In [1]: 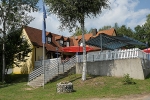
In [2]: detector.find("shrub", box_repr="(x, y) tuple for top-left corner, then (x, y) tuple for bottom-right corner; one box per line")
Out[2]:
(123, 74), (136, 85)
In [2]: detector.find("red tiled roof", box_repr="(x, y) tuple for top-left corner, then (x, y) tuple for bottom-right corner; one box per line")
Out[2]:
(71, 28), (116, 46)
(64, 37), (69, 41)
(24, 26), (74, 52)
(55, 36), (63, 40)
(96, 28), (116, 36)
(24, 26), (116, 52)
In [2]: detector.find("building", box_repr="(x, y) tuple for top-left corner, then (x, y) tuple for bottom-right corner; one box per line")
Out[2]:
(13, 26), (117, 74)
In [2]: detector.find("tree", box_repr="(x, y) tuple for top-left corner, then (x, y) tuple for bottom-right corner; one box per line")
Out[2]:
(72, 26), (88, 36)
(134, 25), (146, 49)
(0, 29), (32, 81)
(45, 0), (110, 80)
(0, 0), (38, 82)
(143, 14), (150, 47)
(134, 14), (150, 49)
(99, 25), (112, 31)
(115, 25), (134, 37)
(115, 25), (135, 48)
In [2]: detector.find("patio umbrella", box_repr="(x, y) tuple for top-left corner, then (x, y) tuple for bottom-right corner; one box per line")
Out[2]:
(143, 48), (150, 53)
(61, 46), (93, 52)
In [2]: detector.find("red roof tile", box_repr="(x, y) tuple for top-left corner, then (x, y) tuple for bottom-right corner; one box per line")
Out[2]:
(96, 28), (116, 36)
(24, 26), (74, 52)
(24, 26), (116, 52)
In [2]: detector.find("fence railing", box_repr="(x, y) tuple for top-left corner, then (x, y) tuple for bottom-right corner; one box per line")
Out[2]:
(77, 48), (150, 62)
(28, 56), (76, 83)
(28, 66), (43, 82)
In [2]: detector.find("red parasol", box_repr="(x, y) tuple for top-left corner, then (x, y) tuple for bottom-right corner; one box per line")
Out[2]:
(62, 46), (93, 52)
(143, 48), (150, 53)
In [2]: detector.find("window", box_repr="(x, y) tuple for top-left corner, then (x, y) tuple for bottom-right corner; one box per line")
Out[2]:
(66, 42), (69, 47)
(47, 53), (51, 59)
(60, 40), (63, 44)
(47, 37), (51, 44)
(60, 40), (63, 46)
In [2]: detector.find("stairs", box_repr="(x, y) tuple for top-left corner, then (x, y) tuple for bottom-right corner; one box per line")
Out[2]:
(28, 56), (76, 88)
(49, 65), (76, 82)
(28, 74), (44, 88)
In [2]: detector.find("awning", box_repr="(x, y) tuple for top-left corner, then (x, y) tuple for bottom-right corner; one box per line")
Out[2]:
(143, 48), (150, 53)
(86, 33), (146, 50)
(61, 46), (93, 52)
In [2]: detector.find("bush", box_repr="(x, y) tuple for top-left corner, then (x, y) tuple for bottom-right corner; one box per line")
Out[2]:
(123, 74), (136, 85)
(5, 74), (28, 83)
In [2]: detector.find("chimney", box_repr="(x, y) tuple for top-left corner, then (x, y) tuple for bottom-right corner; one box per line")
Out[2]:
(92, 28), (97, 36)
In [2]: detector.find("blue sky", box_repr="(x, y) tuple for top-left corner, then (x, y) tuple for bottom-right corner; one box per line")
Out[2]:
(29, 0), (150, 37)
(136, 0), (150, 10)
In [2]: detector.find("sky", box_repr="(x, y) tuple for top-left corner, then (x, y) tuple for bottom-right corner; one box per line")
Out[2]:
(28, 0), (150, 37)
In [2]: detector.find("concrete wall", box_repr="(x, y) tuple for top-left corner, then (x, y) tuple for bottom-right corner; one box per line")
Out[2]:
(76, 58), (150, 80)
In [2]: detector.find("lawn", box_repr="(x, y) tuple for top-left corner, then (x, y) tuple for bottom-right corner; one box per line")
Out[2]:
(1, 74), (150, 100)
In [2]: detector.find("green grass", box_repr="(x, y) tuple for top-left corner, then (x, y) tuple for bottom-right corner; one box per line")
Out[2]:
(1, 74), (150, 100)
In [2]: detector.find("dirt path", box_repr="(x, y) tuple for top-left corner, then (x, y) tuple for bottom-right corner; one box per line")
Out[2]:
(78, 93), (150, 100)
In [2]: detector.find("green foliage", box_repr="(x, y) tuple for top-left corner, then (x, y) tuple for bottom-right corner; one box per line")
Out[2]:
(116, 25), (134, 37)
(0, 0), (38, 82)
(45, 0), (110, 32)
(0, 29), (32, 79)
(5, 74), (28, 83)
(123, 74), (136, 85)
(133, 14), (150, 49)
(134, 25), (147, 49)
(99, 25), (112, 31)
(0, 0), (39, 33)
(45, 0), (110, 81)
(72, 27), (88, 36)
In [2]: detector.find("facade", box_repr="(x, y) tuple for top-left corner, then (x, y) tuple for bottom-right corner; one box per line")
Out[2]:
(13, 26), (116, 74)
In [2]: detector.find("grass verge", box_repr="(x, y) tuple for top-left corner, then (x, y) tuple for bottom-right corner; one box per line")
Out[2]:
(0, 74), (150, 100)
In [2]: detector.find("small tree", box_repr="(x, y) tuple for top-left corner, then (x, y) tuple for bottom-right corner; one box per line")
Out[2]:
(45, 0), (110, 81)
(0, 28), (32, 80)
(0, 0), (39, 82)
(123, 74), (136, 85)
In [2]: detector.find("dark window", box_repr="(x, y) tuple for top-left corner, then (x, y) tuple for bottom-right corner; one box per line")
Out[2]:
(47, 37), (51, 44)
(47, 53), (51, 59)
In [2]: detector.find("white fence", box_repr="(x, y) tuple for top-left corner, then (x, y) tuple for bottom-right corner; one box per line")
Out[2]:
(28, 56), (76, 83)
(77, 48), (150, 62)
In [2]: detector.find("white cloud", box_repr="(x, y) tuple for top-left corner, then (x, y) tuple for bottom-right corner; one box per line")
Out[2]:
(29, 0), (150, 36)
(126, 9), (150, 28)
(28, 11), (73, 36)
